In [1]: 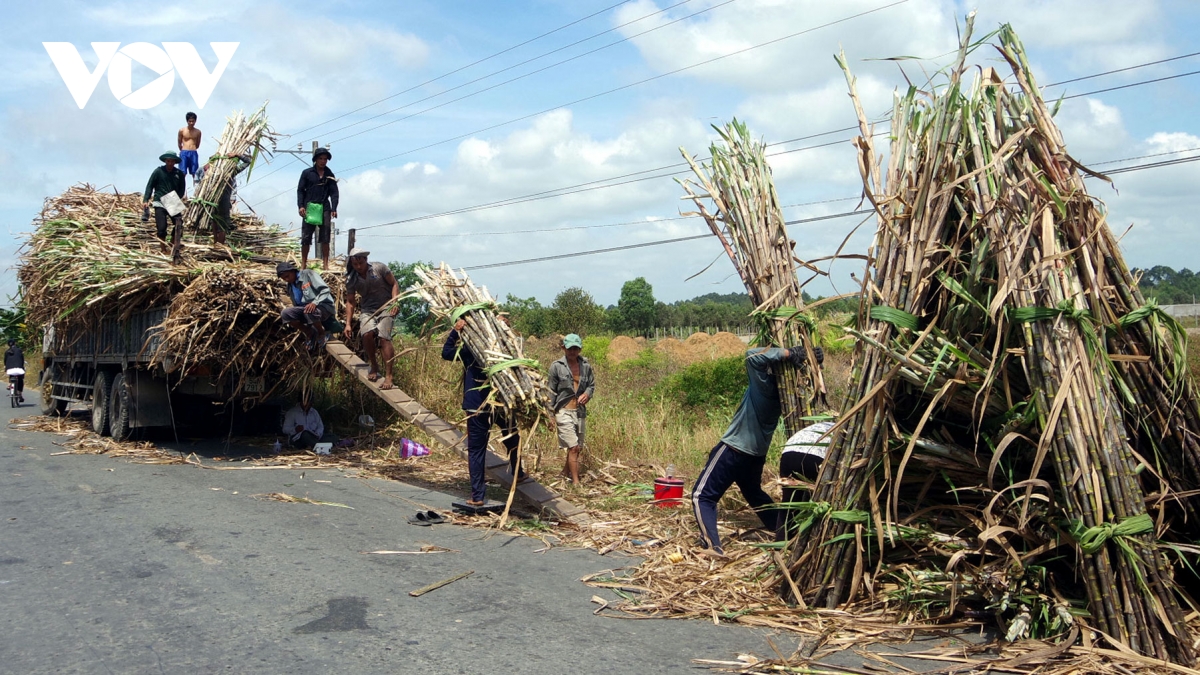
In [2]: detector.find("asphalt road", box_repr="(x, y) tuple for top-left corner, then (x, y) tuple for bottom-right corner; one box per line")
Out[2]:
(0, 394), (807, 675)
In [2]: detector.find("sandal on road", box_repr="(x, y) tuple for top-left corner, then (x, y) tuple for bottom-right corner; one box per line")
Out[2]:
(423, 510), (446, 524)
(406, 512), (433, 526)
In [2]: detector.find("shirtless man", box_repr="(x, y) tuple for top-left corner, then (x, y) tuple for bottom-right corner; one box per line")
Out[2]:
(177, 112), (201, 190)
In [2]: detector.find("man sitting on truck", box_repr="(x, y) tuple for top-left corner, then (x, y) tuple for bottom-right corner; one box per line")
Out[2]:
(277, 261), (335, 353)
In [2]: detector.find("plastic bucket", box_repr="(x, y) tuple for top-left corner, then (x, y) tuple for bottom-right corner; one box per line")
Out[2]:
(652, 477), (685, 508)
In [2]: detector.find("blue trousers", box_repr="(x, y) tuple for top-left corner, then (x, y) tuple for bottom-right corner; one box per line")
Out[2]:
(692, 442), (777, 552)
(465, 408), (521, 502)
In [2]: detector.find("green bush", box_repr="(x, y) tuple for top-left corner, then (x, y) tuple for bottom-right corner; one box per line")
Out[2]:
(582, 335), (610, 362)
(818, 316), (856, 355)
(667, 355), (747, 408)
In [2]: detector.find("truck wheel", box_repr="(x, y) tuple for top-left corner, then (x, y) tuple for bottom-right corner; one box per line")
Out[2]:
(91, 371), (113, 436)
(109, 372), (132, 441)
(40, 370), (67, 417)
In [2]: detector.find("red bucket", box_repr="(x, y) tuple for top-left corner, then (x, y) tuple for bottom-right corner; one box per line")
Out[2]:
(652, 477), (685, 508)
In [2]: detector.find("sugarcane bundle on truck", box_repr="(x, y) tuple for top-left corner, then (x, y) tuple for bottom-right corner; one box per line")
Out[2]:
(17, 105), (344, 439)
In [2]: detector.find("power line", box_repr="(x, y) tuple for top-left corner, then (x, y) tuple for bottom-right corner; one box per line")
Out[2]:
(456, 153), (1200, 271)
(1100, 153), (1200, 175)
(256, 0), (908, 197)
(463, 234), (712, 270)
(344, 63), (1200, 229)
(286, 1), (633, 139)
(1090, 146), (1200, 167)
(247, 48), (1200, 220)
(341, 0), (907, 173)
(1043, 51), (1200, 88)
(1061, 69), (1200, 100)
(351, 131), (869, 232)
(371, 196), (863, 239)
(325, 0), (716, 142)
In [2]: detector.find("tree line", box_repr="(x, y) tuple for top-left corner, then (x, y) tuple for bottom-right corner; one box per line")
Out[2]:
(1135, 266), (1200, 305)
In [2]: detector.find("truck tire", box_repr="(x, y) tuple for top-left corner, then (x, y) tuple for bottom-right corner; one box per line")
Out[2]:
(40, 370), (67, 417)
(109, 372), (132, 441)
(92, 371), (113, 436)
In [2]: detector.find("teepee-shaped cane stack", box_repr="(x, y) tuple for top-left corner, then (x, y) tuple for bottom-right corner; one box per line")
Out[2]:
(782, 18), (1197, 665)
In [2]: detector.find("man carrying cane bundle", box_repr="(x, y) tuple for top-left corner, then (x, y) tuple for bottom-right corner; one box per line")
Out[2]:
(443, 318), (527, 507)
(691, 344), (822, 559)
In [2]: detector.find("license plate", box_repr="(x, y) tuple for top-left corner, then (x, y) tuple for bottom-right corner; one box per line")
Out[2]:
(243, 376), (264, 393)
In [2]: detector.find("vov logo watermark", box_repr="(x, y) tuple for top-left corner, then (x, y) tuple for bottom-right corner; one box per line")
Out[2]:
(43, 42), (238, 110)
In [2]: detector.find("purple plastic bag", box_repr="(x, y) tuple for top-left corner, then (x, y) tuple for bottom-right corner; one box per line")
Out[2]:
(400, 438), (431, 459)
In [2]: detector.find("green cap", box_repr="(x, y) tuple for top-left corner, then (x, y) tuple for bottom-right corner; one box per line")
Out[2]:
(563, 333), (582, 349)
(159, 151), (180, 163)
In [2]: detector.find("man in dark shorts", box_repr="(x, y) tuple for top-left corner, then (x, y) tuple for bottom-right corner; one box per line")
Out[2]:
(296, 147), (338, 270)
(277, 261), (335, 352)
(691, 344), (823, 559)
(344, 248), (400, 389)
(142, 152), (186, 254)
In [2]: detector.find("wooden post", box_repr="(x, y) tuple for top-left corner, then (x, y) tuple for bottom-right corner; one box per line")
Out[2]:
(348, 228), (356, 253)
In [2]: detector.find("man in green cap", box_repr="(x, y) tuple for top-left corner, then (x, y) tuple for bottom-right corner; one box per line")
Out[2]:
(143, 151), (186, 253)
(548, 333), (594, 484)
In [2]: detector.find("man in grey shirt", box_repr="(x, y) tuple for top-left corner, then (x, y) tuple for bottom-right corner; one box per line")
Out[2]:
(548, 333), (595, 484)
(691, 345), (818, 558)
(343, 248), (400, 390)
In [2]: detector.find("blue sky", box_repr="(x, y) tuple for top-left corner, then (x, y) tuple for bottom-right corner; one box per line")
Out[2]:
(3, 0), (1199, 308)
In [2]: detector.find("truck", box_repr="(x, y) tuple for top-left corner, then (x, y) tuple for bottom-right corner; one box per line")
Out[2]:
(39, 307), (280, 440)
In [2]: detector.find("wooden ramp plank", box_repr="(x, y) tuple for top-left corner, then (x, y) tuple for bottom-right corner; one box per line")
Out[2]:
(325, 340), (591, 525)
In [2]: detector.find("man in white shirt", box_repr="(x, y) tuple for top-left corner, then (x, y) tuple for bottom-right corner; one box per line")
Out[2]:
(777, 419), (836, 539)
(282, 398), (325, 449)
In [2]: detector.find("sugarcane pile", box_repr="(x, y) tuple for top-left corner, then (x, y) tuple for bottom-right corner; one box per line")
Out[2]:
(409, 263), (553, 427)
(18, 184), (333, 403)
(782, 19), (1199, 665)
(679, 120), (825, 434)
(184, 103), (276, 234)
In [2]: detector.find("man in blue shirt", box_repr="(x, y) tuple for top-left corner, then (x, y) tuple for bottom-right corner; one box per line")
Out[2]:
(692, 345), (817, 558)
(277, 261), (335, 352)
(442, 318), (524, 506)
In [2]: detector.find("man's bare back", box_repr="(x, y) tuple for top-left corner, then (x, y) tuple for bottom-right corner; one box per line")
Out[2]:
(178, 125), (201, 151)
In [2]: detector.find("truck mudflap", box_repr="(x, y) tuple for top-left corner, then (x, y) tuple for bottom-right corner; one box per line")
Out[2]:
(126, 370), (172, 428)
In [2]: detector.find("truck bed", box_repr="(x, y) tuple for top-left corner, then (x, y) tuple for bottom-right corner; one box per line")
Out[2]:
(44, 307), (167, 365)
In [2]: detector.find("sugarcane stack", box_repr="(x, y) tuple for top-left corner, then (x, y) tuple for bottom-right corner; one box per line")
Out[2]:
(409, 263), (553, 428)
(18, 183), (328, 404)
(184, 103), (276, 235)
(781, 18), (1197, 665)
(678, 120), (825, 434)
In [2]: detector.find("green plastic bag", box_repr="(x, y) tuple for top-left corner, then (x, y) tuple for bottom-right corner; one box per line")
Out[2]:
(304, 202), (324, 226)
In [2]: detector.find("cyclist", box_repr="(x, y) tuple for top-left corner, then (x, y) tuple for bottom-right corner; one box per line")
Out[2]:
(5, 338), (24, 404)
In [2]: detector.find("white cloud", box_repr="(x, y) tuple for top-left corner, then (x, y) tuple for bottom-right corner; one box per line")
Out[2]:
(616, 0), (959, 92)
(84, 4), (232, 27)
